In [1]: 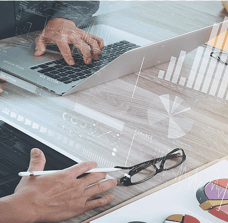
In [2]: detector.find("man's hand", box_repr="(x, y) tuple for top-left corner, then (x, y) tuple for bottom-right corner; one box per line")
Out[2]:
(0, 78), (6, 94)
(14, 148), (116, 223)
(34, 18), (104, 65)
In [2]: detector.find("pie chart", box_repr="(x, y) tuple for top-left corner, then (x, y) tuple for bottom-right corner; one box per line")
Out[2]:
(147, 94), (193, 139)
(164, 214), (200, 223)
(196, 179), (228, 222)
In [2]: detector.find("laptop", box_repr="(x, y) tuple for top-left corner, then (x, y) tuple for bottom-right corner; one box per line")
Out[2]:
(0, 21), (226, 96)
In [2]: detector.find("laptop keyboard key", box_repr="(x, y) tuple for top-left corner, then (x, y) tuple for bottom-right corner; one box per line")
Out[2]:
(38, 67), (56, 73)
(57, 77), (71, 82)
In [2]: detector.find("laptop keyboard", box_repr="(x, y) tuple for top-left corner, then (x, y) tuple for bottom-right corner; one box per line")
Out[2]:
(30, 40), (140, 84)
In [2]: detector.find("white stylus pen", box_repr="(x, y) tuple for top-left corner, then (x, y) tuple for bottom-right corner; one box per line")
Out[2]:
(18, 168), (122, 177)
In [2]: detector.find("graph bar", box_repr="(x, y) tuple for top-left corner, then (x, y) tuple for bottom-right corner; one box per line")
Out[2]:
(215, 18), (228, 50)
(171, 51), (186, 83)
(165, 56), (176, 81)
(186, 46), (205, 88)
(226, 89), (228, 100)
(209, 56), (226, 96)
(217, 66), (228, 98)
(222, 32), (228, 51)
(158, 70), (165, 79)
(193, 23), (221, 91)
(179, 77), (186, 86)
(201, 59), (217, 93)
(193, 49), (212, 91)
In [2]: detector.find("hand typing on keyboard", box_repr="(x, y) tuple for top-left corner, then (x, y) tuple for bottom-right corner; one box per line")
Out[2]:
(0, 148), (117, 223)
(0, 78), (6, 94)
(34, 18), (104, 66)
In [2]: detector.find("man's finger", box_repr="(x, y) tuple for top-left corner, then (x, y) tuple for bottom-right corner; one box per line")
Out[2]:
(27, 148), (46, 171)
(66, 161), (97, 178)
(56, 38), (75, 65)
(0, 84), (3, 94)
(84, 194), (115, 211)
(71, 37), (92, 64)
(85, 37), (102, 61)
(84, 179), (117, 197)
(35, 35), (47, 56)
(0, 78), (6, 83)
(90, 35), (104, 50)
(80, 172), (106, 187)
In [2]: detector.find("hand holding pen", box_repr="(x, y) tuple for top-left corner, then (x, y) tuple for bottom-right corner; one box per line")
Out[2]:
(10, 148), (117, 223)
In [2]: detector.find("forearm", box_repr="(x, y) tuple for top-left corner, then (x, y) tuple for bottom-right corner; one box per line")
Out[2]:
(50, 1), (100, 28)
(0, 194), (36, 223)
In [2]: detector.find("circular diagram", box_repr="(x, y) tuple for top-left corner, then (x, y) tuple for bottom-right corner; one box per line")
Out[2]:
(196, 179), (228, 222)
(164, 214), (200, 223)
(147, 94), (193, 139)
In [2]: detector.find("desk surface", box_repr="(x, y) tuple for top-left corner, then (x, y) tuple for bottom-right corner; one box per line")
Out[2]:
(0, 2), (228, 223)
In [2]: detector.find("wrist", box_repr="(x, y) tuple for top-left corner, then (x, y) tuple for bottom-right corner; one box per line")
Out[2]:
(0, 193), (37, 223)
(48, 17), (76, 27)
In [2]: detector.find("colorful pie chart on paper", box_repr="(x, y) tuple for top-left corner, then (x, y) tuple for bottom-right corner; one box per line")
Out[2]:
(196, 179), (228, 222)
(164, 214), (200, 223)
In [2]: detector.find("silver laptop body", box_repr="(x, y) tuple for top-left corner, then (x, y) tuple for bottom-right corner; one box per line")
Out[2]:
(0, 21), (226, 96)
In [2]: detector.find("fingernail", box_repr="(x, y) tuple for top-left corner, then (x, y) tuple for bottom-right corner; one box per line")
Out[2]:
(69, 59), (75, 65)
(112, 179), (117, 186)
(31, 148), (40, 158)
(94, 55), (99, 60)
(41, 150), (45, 156)
(0, 88), (3, 93)
(86, 58), (92, 64)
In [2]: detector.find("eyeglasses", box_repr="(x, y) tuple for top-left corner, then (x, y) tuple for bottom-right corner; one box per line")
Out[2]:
(114, 148), (186, 186)
(210, 52), (228, 65)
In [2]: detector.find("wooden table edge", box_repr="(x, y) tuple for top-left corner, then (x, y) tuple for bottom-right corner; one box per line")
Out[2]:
(84, 155), (228, 223)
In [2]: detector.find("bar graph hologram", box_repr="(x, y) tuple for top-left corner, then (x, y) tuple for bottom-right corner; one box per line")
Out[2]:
(158, 70), (165, 79)
(209, 59), (226, 96)
(179, 77), (186, 86)
(186, 46), (205, 88)
(201, 59), (217, 94)
(217, 66), (228, 98)
(214, 18), (228, 50)
(165, 56), (176, 81)
(193, 48), (212, 91)
(156, 19), (228, 100)
(225, 88), (228, 100)
(171, 50), (186, 84)
(192, 23), (220, 91)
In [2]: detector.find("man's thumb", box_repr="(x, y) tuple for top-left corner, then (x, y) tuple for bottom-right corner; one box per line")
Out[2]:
(34, 37), (46, 56)
(28, 148), (46, 171)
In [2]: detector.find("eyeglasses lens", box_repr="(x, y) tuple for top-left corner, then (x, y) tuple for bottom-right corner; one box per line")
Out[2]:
(131, 165), (156, 184)
(163, 150), (183, 170)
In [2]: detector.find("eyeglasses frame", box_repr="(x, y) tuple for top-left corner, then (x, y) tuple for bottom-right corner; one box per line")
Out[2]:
(114, 148), (186, 186)
(210, 51), (228, 65)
